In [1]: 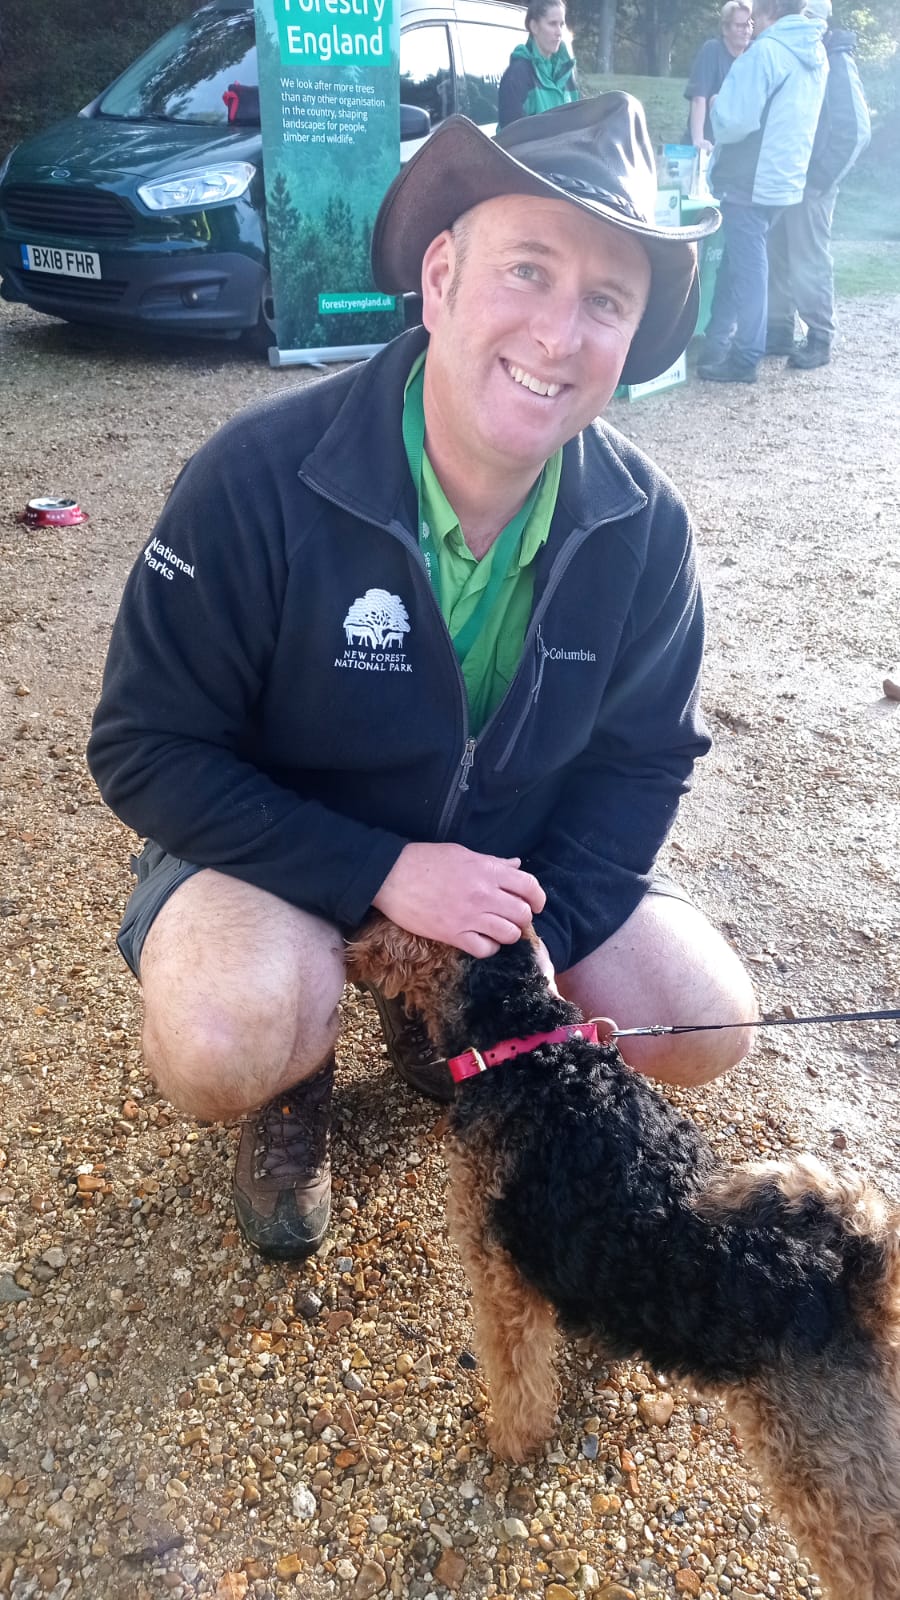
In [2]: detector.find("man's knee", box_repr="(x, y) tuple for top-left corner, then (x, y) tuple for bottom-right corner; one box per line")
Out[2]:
(559, 889), (758, 1089)
(137, 870), (347, 1120)
(141, 995), (341, 1122)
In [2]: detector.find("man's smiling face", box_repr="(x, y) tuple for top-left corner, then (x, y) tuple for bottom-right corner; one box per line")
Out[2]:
(420, 193), (651, 483)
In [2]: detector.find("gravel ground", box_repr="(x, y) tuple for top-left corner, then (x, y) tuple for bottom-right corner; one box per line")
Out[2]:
(1, 285), (899, 1600)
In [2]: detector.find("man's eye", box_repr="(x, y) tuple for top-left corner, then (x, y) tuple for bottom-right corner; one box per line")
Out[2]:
(513, 263), (539, 281)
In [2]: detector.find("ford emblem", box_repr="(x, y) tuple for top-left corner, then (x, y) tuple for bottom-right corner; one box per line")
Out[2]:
(50, 167), (72, 180)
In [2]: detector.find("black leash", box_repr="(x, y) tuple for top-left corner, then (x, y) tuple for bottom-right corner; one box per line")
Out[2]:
(610, 1007), (900, 1039)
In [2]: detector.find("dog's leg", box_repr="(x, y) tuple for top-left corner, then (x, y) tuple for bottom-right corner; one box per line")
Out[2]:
(447, 1139), (559, 1463)
(725, 1347), (900, 1600)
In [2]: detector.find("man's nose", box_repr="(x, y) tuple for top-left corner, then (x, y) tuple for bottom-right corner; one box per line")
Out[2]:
(530, 294), (582, 360)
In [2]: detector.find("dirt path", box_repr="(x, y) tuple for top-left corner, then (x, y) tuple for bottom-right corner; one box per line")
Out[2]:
(1, 293), (899, 1600)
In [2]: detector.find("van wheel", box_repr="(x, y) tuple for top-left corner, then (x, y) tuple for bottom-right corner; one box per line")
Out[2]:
(245, 274), (277, 355)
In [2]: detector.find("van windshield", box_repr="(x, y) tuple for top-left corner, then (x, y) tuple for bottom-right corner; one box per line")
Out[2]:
(98, 8), (258, 125)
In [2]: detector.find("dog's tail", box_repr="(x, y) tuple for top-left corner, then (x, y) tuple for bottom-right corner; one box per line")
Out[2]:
(699, 1157), (900, 1598)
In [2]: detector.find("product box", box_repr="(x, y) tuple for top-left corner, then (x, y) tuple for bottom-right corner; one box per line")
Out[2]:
(654, 187), (682, 229)
(626, 349), (687, 402)
(662, 144), (696, 196)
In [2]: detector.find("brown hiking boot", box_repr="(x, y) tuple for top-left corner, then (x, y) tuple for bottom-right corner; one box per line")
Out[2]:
(364, 988), (454, 1103)
(232, 1055), (333, 1259)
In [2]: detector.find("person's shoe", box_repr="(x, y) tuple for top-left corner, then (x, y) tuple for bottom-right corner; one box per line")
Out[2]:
(788, 331), (832, 369)
(696, 352), (758, 384)
(363, 987), (455, 1102)
(765, 324), (796, 356)
(232, 1056), (334, 1259)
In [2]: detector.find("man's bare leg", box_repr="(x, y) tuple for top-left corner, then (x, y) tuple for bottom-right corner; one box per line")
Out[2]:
(139, 869), (345, 1120)
(559, 892), (756, 1086)
(139, 869), (346, 1257)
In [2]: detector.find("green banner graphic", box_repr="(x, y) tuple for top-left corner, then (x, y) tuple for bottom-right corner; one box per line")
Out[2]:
(254, 0), (403, 355)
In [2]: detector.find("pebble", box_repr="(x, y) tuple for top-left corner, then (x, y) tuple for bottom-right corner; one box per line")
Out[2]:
(503, 1517), (530, 1540)
(352, 1559), (386, 1596)
(295, 1288), (323, 1319)
(637, 1391), (676, 1428)
(883, 665), (900, 700)
(0, 1273), (30, 1303)
(433, 1549), (467, 1587)
(291, 1484), (317, 1520)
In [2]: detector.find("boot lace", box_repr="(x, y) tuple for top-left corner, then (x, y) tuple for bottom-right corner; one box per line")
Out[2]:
(253, 1065), (332, 1183)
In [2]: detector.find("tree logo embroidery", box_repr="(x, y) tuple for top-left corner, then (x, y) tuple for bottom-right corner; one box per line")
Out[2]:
(336, 590), (413, 674)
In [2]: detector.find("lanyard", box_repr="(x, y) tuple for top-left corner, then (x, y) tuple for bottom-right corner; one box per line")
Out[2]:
(402, 360), (542, 666)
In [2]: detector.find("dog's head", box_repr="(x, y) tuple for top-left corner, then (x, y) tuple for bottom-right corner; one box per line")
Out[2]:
(345, 913), (579, 1055)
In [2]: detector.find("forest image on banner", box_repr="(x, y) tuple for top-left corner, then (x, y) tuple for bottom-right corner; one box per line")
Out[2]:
(254, 0), (403, 353)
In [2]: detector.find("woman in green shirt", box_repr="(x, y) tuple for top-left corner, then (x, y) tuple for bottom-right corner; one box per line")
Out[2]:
(497, 0), (579, 130)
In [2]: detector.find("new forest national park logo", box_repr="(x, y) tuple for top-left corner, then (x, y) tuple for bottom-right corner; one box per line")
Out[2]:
(276, 0), (392, 66)
(337, 588), (412, 672)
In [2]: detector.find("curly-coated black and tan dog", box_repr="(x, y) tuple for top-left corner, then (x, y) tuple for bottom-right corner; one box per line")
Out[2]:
(346, 915), (900, 1600)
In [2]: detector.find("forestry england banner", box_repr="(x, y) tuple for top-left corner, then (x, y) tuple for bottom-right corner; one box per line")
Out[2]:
(253, 0), (403, 360)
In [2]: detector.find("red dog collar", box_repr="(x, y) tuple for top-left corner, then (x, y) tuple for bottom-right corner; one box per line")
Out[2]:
(448, 1022), (599, 1084)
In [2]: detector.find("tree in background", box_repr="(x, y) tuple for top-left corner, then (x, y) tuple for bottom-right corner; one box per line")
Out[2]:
(0, 0), (196, 149)
(567, 0), (620, 72)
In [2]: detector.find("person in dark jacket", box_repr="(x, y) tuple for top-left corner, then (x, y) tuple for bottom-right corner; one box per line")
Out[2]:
(683, 0), (754, 150)
(88, 96), (755, 1261)
(766, 0), (871, 367)
(497, 0), (579, 129)
(697, 0), (828, 384)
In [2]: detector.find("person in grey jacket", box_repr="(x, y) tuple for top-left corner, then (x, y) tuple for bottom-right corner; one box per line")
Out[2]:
(698, 0), (828, 383)
(766, 0), (871, 368)
(88, 97), (755, 1262)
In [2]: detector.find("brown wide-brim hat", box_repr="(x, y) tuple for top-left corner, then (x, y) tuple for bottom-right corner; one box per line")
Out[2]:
(371, 93), (720, 385)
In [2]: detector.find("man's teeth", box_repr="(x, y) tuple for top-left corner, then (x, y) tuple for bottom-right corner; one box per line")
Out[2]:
(508, 363), (561, 398)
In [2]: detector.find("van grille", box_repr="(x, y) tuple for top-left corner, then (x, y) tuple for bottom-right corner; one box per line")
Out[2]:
(13, 268), (127, 304)
(2, 185), (135, 239)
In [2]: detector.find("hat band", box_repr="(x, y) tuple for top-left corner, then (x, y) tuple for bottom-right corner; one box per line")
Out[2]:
(538, 171), (644, 224)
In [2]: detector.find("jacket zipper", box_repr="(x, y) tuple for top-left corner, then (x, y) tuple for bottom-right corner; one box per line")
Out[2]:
(491, 526), (602, 773)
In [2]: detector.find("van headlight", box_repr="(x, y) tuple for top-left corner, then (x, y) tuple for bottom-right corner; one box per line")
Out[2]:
(137, 162), (256, 211)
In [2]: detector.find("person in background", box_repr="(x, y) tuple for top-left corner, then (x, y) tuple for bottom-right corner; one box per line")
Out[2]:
(697, 0), (827, 384)
(497, 0), (579, 130)
(766, 0), (871, 368)
(684, 1), (754, 151)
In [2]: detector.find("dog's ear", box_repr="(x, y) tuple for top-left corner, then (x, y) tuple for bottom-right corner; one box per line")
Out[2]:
(345, 913), (466, 1039)
(345, 913), (425, 998)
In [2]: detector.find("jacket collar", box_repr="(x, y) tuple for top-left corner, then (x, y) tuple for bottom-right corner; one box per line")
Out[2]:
(299, 326), (647, 538)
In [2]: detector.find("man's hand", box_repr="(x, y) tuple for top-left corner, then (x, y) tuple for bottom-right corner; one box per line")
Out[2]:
(372, 842), (546, 957)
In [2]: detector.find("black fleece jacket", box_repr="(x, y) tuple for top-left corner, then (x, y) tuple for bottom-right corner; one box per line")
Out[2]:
(87, 327), (710, 972)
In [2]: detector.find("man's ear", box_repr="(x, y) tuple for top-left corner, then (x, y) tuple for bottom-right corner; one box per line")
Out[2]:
(421, 229), (455, 331)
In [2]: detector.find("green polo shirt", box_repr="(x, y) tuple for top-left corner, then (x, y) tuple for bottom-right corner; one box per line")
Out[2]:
(403, 353), (562, 735)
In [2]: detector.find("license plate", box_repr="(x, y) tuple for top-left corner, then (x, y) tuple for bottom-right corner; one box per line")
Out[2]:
(20, 243), (101, 280)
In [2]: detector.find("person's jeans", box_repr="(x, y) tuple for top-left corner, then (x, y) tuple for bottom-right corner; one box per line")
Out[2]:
(767, 186), (839, 341)
(705, 199), (784, 369)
